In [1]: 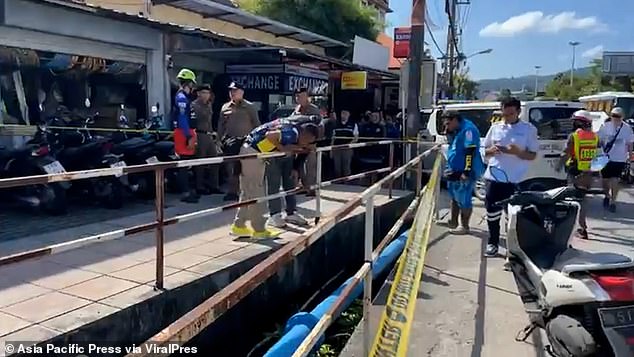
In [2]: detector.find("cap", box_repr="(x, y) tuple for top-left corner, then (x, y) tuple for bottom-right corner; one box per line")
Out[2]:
(197, 84), (212, 92)
(572, 110), (592, 123)
(611, 107), (624, 117)
(228, 82), (244, 90)
(294, 87), (309, 94)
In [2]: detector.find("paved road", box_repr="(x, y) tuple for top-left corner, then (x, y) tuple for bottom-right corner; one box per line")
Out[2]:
(343, 187), (634, 357)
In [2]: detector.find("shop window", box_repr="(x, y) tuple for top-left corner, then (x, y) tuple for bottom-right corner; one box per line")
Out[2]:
(0, 45), (146, 127)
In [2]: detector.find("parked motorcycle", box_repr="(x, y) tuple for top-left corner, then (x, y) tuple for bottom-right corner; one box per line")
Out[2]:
(495, 157), (634, 356)
(45, 101), (128, 209)
(0, 122), (68, 215)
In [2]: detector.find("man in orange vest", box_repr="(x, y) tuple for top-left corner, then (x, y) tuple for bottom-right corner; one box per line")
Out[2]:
(172, 68), (199, 203)
(560, 110), (599, 239)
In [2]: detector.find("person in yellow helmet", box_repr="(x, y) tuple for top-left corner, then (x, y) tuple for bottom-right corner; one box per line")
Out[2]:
(559, 109), (599, 239)
(173, 68), (199, 203)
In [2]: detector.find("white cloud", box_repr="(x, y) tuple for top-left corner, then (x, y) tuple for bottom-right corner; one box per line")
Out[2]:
(479, 11), (607, 37)
(582, 45), (604, 59)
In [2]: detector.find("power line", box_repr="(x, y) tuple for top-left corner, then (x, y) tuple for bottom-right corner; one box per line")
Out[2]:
(425, 21), (446, 57)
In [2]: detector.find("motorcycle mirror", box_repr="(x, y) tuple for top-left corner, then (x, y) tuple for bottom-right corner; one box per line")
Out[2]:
(38, 103), (43, 112)
(85, 98), (91, 108)
(120, 104), (125, 110)
(590, 154), (609, 172)
(151, 105), (158, 115)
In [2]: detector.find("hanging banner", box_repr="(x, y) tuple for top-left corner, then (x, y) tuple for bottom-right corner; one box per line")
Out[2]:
(394, 27), (411, 59)
(341, 71), (367, 90)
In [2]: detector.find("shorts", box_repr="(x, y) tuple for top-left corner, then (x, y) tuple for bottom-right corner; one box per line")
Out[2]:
(447, 180), (476, 209)
(484, 180), (516, 213)
(601, 161), (626, 179)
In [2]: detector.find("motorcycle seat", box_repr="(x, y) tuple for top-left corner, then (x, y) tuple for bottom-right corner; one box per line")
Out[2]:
(62, 141), (102, 157)
(552, 248), (634, 274)
(113, 137), (155, 154)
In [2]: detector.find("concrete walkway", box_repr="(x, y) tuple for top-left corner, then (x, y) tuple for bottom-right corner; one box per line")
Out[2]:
(0, 185), (407, 350)
(342, 188), (634, 357)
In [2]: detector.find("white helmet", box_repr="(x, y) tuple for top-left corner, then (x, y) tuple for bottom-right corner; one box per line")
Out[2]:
(572, 109), (592, 123)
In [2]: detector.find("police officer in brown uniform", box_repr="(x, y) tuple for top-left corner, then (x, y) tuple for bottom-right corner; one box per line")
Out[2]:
(219, 82), (261, 201)
(191, 84), (222, 195)
(292, 87), (321, 196)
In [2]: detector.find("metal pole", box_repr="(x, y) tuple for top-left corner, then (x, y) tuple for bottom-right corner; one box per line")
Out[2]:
(569, 41), (580, 87)
(416, 158), (422, 196)
(315, 150), (323, 224)
(388, 142), (394, 198)
(154, 168), (165, 290)
(534, 66), (541, 97)
(363, 195), (374, 357)
(407, 0), (425, 171)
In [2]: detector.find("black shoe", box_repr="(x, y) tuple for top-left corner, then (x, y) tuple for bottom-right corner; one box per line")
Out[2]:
(197, 188), (211, 196)
(484, 244), (498, 257)
(576, 228), (589, 239)
(609, 203), (616, 213)
(224, 193), (239, 201)
(603, 196), (610, 208)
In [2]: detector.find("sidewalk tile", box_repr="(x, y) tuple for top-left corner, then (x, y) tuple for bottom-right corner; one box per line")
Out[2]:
(163, 251), (211, 270)
(61, 276), (138, 301)
(100, 285), (160, 309)
(0, 324), (59, 350)
(0, 311), (31, 337)
(2, 291), (91, 323)
(0, 283), (51, 309)
(40, 303), (118, 333)
(109, 261), (178, 284)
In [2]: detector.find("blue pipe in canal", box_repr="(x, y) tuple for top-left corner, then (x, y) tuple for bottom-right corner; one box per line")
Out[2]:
(263, 229), (410, 357)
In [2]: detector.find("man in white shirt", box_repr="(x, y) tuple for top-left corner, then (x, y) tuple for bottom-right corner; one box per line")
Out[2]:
(482, 97), (539, 257)
(598, 107), (634, 212)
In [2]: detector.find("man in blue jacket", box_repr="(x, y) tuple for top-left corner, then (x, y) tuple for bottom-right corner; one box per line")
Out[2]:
(442, 111), (484, 234)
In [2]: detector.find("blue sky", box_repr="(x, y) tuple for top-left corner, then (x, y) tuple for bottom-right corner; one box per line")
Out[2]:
(386, 0), (630, 80)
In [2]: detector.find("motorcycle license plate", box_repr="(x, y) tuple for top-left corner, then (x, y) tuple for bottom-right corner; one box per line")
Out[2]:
(598, 306), (634, 354)
(146, 156), (159, 164)
(110, 161), (127, 177)
(43, 161), (66, 175)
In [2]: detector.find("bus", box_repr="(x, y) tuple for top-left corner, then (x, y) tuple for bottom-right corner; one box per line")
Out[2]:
(427, 100), (584, 198)
(579, 91), (634, 119)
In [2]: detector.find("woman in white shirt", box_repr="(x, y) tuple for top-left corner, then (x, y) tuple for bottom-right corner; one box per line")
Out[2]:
(598, 107), (634, 212)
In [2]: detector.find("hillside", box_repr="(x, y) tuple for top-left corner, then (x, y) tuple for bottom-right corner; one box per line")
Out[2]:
(477, 67), (592, 97)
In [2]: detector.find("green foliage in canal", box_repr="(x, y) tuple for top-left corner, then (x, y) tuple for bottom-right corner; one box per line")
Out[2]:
(316, 299), (364, 357)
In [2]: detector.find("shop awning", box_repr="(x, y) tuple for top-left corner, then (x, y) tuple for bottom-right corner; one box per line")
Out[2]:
(175, 46), (400, 80)
(152, 0), (348, 48)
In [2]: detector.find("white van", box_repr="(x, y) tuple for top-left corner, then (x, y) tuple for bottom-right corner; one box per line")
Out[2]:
(427, 100), (584, 197)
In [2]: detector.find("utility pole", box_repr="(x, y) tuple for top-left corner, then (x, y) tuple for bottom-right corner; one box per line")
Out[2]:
(569, 41), (580, 87)
(445, 0), (457, 99)
(406, 0), (424, 139)
(534, 65), (541, 97)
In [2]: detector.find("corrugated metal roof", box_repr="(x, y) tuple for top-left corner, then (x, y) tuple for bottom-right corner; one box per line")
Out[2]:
(153, 0), (348, 48)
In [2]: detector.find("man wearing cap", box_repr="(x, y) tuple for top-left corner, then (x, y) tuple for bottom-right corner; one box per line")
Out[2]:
(441, 111), (484, 234)
(292, 87), (321, 196)
(598, 106), (634, 212)
(192, 84), (222, 195)
(219, 82), (261, 201)
(331, 109), (359, 178)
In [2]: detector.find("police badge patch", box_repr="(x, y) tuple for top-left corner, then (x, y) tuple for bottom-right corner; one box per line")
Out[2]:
(465, 130), (473, 141)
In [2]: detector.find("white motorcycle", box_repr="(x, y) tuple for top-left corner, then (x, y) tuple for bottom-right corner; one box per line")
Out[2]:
(492, 156), (634, 356)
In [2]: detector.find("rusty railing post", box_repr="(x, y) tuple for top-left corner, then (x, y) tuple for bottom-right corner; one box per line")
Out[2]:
(315, 150), (323, 224)
(154, 168), (165, 290)
(388, 142), (394, 198)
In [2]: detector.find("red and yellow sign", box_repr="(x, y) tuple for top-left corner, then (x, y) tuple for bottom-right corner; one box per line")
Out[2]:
(394, 27), (411, 59)
(341, 71), (367, 90)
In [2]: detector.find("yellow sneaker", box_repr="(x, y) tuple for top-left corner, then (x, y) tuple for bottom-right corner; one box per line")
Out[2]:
(230, 224), (253, 237)
(252, 229), (281, 239)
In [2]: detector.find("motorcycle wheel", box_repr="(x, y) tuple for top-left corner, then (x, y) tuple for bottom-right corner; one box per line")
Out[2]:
(42, 184), (67, 216)
(102, 181), (124, 209)
(136, 175), (156, 200)
(545, 315), (596, 357)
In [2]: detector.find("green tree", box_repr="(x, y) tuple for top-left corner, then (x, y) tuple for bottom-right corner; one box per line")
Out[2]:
(498, 88), (512, 100)
(544, 59), (632, 100)
(454, 70), (479, 100)
(238, 0), (381, 46)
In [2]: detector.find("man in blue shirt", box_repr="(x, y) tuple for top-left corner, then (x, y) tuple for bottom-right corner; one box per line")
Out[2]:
(231, 119), (319, 239)
(172, 68), (199, 203)
(442, 111), (484, 234)
(482, 97), (539, 257)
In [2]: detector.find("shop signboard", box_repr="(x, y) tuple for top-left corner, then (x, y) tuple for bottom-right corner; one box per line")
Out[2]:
(394, 27), (411, 59)
(341, 71), (368, 90)
(227, 64), (329, 94)
(229, 74), (282, 91)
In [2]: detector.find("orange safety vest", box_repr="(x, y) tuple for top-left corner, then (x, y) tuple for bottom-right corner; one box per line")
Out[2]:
(568, 129), (599, 171)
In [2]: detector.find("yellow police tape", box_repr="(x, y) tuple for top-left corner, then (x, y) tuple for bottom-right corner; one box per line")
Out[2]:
(0, 124), (173, 135)
(369, 153), (442, 357)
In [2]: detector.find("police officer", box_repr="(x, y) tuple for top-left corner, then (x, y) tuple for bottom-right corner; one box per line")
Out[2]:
(192, 84), (221, 195)
(482, 97), (539, 257)
(559, 110), (599, 239)
(219, 82), (261, 201)
(173, 68), (199, 203)
(441, 111), (484, 235)
(292, 87), (321, 196)
(231, 120), (319, 239)
(331, 109), (359, 178)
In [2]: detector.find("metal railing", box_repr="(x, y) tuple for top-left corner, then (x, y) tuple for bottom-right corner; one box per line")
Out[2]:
(126, 150), (425, 357)
(0, 139), (406, 293)
(290, 153), (442, 357)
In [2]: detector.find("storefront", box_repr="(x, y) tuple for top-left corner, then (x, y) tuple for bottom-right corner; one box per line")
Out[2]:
(0, 0), (166, 140)
(226, 64), (329, 121)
